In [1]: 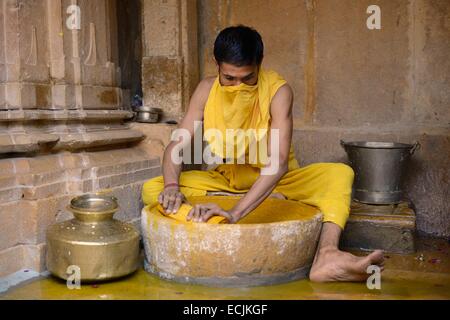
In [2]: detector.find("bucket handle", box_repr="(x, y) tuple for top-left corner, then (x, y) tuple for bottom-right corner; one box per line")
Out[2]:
(410, 141), (420, 155)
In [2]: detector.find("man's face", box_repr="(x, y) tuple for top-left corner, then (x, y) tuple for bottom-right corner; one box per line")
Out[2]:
(217, 62), (259, 86)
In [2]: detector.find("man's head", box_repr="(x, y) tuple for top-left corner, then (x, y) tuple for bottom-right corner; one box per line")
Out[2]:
(214, 25), (264, 86)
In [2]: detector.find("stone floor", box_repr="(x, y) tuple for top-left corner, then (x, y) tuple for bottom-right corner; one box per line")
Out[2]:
(1, 237), (449, 300)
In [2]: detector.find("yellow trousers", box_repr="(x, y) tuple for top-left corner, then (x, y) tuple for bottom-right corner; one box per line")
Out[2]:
(142, 163), (354, 229)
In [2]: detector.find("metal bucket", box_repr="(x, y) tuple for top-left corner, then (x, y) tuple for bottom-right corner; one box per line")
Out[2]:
(341, 141), (420, 204)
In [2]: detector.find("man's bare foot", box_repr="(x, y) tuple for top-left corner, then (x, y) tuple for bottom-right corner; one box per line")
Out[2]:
(269, 192), (286, 200)
(309, 247), (384, 282)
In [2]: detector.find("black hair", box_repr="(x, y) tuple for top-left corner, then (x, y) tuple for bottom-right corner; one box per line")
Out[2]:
(213, 25), (264, 66)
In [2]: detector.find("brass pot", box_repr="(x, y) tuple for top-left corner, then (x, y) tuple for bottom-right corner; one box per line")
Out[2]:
(46, 194), (140, 281)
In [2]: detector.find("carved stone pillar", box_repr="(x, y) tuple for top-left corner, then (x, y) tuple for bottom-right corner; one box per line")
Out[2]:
(0, 0), (143, 154)
(141, 0), (199, 122)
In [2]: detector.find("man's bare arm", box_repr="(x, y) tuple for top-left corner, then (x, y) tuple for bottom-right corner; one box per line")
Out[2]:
(160, 78), (214, 213)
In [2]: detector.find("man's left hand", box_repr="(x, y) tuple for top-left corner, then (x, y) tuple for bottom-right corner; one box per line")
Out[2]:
(187, 203), (240, 223)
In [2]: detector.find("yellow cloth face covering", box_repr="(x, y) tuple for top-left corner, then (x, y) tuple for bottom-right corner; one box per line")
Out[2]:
(143, 69), (354, 229)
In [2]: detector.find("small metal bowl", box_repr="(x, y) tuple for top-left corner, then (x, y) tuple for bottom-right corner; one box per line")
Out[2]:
(135, 111), (160, 123)
(134, 106), (162, 113)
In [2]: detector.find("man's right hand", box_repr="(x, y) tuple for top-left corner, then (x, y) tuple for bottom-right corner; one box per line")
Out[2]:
(158, 186), (186, 214)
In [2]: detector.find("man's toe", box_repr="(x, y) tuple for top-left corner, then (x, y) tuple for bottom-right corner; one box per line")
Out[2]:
(369, 250), (384, 265)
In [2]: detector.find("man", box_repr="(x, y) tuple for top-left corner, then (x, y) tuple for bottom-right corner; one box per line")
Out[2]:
(142, 25), (384, 282)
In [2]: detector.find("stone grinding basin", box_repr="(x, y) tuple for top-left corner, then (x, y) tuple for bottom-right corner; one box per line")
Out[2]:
(141, 196), (323, 287)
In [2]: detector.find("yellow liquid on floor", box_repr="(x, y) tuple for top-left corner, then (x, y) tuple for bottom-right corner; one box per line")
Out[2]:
(2, 238), (449, 300)
(1, 264), (449, 300)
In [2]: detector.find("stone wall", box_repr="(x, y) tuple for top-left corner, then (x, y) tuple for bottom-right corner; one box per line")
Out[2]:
(0, 148), (160, 277)
(198, 0), (450, 237)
